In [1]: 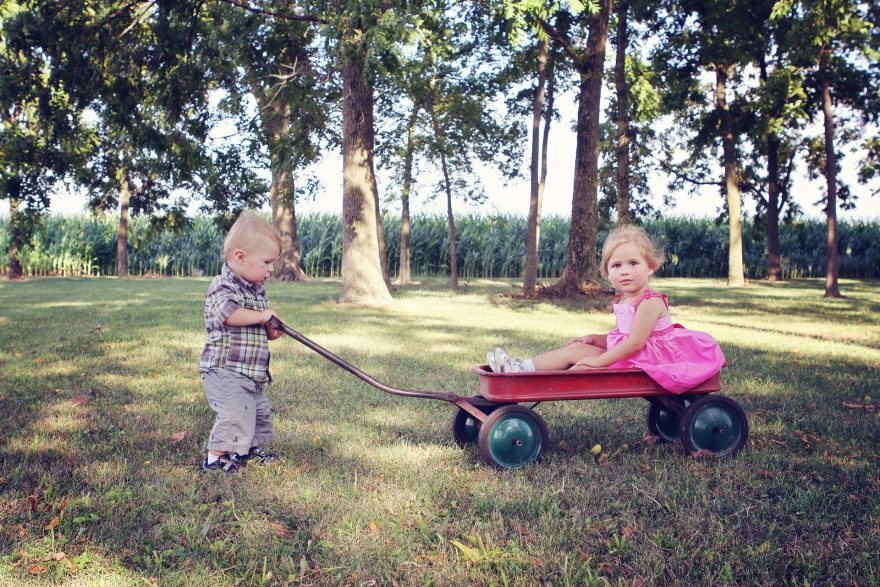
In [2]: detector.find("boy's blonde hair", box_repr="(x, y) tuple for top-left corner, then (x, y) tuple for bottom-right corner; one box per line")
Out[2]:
(600, 224), (664, 278)
(223, 211), (282, 260)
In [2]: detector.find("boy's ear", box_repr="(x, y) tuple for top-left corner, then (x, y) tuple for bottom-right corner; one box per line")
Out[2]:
(230, 248), (246, 264)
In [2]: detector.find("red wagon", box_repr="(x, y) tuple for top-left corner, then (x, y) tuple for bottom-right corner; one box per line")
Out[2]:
(273, 319), (748, 470)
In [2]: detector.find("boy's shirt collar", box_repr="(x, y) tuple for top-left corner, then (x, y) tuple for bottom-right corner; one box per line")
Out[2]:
(221, 263), (265, 295)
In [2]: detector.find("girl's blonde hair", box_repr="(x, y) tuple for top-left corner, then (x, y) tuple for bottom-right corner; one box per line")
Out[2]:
(223, 211), (282, 260)
(600, 225), (664, 278)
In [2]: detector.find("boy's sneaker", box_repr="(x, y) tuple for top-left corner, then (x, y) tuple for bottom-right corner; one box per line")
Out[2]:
(201, 453), (243, 474)
(239, 446), (279, 465)
(487, 347), (509, 372)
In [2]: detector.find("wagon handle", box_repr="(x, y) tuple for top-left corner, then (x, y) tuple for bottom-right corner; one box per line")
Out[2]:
(269, 317), (462, 403)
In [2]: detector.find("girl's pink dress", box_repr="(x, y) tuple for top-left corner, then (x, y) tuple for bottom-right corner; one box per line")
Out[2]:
(604, 290), (725, 394)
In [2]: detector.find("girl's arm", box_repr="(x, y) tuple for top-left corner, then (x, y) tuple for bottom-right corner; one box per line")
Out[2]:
(574, 298), (666, 368)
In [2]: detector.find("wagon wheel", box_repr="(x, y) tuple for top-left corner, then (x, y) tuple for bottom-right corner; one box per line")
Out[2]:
(679, 395), (748, 457)
(451, 400), (497, 447)
(645, 396), (693, 443)
(477, 405), (548, 470)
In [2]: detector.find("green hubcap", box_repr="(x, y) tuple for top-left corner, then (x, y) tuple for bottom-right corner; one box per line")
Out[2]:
(487, 414), (543, 468)
(688, 404), (743, 453)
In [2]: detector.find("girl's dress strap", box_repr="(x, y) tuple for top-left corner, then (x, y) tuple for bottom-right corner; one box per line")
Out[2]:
(632, 289), (668, 309)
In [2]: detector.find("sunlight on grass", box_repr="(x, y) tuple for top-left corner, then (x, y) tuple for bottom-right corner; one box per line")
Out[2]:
(1, 277), (879, 585)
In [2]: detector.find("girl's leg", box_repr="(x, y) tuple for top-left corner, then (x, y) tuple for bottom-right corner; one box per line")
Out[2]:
(531, 342), (604, 371)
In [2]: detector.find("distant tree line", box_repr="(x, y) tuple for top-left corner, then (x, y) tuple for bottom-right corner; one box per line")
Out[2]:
(1, 0), (878, 299)
(3, 213), (878, 281)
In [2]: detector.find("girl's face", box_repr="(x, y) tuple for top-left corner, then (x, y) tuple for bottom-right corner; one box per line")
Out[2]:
(229, 235), (280, 285)
(605, 241), (654, 297)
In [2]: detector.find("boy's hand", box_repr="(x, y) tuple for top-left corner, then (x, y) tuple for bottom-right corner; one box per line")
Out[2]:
(265, 322), (283, 340)
(262, 312), (283, 340)
(257, 309), (278, 324)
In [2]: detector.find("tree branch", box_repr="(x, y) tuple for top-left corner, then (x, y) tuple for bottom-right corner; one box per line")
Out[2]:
(214, 0), (326, 24)
(117, 0), (157, 39)
(653, 155), (722, 188)
(534, 16), (582, 65)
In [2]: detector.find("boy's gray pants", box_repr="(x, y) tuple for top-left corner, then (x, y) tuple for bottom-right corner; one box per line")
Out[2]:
(202, 368), (274, 456)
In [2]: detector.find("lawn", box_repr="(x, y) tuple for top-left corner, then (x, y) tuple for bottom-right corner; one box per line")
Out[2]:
(1, 276), (878, 586)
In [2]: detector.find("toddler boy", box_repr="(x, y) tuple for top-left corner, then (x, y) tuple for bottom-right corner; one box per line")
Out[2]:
(199, 212), (284, 473)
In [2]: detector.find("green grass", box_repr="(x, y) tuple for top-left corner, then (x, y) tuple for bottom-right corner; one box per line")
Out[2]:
(0, 276), (878, 586)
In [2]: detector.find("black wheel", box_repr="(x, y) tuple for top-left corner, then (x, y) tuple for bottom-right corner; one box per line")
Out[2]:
(645, 396), (693, 443)
(679, 395), (748, 457)
(477, 405), (548, 470)
(451, 399), (496, 447)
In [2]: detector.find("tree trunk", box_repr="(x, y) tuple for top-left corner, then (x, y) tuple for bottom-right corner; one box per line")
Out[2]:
(820, 60), (841, 298)
(427, 90), (458, 292)
(397, 104), (419, 286)
(614, 0), (632, 225)
(548, 0), (611, 296)
(759, 57), (782, 281)
(523, 40), (549, 296)
(766, 133), (782, 281)
(269, 111), (306, 281)
(253, 86), (306, 281)
(272, 174), (305, 281)
(372, 171), (392, 289)
(715, 65), (745, 287)
(6, 193), (23, 279)
(339, 47), (391, 302)
(117, 168), (130, 278)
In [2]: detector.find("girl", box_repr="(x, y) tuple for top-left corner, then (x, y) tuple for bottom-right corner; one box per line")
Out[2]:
(488, 225), (725, 394)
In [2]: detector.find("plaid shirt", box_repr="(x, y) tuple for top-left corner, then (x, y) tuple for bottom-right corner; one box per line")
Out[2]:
(199, 264), (272, 384)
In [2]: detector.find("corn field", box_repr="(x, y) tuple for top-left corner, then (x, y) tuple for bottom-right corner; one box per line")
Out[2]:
(1, 213), (878, 279)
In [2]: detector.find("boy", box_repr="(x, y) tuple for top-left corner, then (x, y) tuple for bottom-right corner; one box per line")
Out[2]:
(199, 212), (285, 473)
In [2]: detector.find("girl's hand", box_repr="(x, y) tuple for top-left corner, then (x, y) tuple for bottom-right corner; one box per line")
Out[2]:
(571, 356), (604, 370)
(566, 334), (594, 346)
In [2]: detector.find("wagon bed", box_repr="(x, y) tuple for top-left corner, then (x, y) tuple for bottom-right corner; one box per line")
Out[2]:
(474, 365), (721, 403)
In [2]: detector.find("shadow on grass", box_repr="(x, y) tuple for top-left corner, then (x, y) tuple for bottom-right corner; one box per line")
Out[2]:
(1, 276), (878, 584)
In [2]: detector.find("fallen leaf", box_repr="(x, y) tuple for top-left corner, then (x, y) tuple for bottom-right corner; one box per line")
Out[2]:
(368, 520), (379, 533)
(28, 565), (48, 575)
(71, 397), (89, 406)
(270, 522), (292, 538)
(45, 517), (60, 530)
(34, 357), (45, 364)
(170, 431), (187, 443)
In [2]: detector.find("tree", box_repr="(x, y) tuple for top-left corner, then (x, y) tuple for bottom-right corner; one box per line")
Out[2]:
(599, 0), (662, 225)
(24, 2), (213, 277)
(613, 0), (632, 225)
(204, 2), (332, 281)
(775, 0), (875, 297)
(523, 37), (553, 295)
(650, 0), (772, 287)
(537, 0), (613, 296)
(1, 2), (92, 278)
(373, 3), (525, 291)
